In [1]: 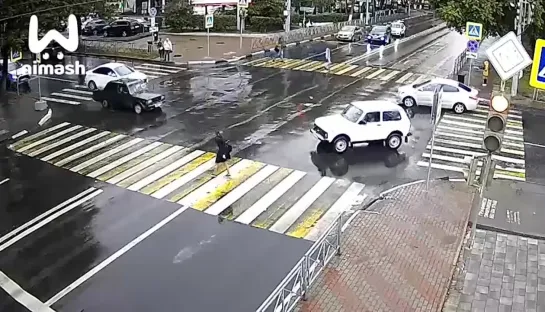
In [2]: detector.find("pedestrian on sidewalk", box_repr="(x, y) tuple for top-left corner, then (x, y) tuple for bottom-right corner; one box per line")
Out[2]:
(214, 131), (232, 178)
(163, 38), (173, 62)
(157, 39), (164, 60)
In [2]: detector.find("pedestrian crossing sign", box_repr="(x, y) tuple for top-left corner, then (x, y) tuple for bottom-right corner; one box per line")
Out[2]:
(465, 22), (483, 41)
(205, 14), (213, 29)
(10, 50), (22, 62)
(529, 39), (545, 90)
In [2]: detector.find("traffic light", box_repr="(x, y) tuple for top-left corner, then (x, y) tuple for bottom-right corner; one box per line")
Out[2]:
(153, 31), (159, 42)
(483, 93), (510, 153)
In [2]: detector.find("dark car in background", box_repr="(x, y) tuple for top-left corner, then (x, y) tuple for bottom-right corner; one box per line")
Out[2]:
(92, 79), (165, 114)
(40, 42), (66, 63)
(102, 20), (142, 37)
(366, 25), (392, 45)
(82, 19), (108, 36)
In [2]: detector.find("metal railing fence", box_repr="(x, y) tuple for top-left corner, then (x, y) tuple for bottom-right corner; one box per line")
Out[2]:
(78, 39), (157, 58)
(255, 213), (344, 312)
(449, 49), (467, 80)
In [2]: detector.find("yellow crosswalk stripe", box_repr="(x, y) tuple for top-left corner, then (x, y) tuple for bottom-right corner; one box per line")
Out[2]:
(318, 63), (345, 73)
(303, 61), (327, 71)
(333, 64), (359, 75)
(349, 67), (372, 77)
(365, 68), (386, 79)
(293, 60), (319, 70)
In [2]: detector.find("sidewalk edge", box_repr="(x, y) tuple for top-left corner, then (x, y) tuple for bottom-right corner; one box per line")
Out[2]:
(66, 52), (189, 67)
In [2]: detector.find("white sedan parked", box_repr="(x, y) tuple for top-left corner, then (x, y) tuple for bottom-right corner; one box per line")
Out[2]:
(397, 78), (479, 114)
(85, 63), (147, 90)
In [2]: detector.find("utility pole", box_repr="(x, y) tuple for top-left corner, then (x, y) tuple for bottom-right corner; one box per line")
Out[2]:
(365, 0), (370, 25)
(284, 0), (291, 32)
(511, 0), (524, 96)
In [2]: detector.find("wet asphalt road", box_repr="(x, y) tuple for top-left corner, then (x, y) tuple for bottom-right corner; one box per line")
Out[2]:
(0, 22), (477, 312)
(19, 26), (465, 187)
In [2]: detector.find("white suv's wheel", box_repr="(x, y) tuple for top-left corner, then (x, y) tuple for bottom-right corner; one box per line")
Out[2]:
(387, 133), (402, 150)
(453, 103), (466, 114)
(403, 96), (416, 107)
(134, 104), (143, 114)
(333, 136), (349, 153)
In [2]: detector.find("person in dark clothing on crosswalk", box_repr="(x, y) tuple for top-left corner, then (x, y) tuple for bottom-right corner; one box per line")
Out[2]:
(214, 131), (232, 177)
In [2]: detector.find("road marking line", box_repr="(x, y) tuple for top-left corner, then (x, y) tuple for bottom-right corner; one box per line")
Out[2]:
(426, 145), (525, 165)
(177, 159), (253, 206)
(10, 122), (70, 149)
(133, 66), (179, 74)
(436, 123), (522, 142)
(0, 189), (103, 252)
(305, 182), (365, 241)
(380, 70), (400, 81)
(278, 59), (306, 69)
(304, 62), (327, 72)
(525, 142), (545, 148)
(0, 178), (8, 186)
(320, 63), (346, 73)
(333, 64), (359, 75)
(417, 160), (466, 172)
(205, 165), (279, 216)
(433, 138), (525, 156)
(68, 137), (143, 172)
(134, 63), (184, 70)
(128, 150), (205, 191)
(17, 125), (82, 153)
(106, 145), (183, 185)
(87, 142), (163, 178)
(73, 84), (89, 89)
(365, 68), (385, 79)
(421, 153), (525, 173)
(479, 198), (497, 219)
(412, 74), (429, 84)
(269, 176), (336, 234)
(235, 170), (306, 225)
(54, 134), (126, 167)
(11, 130), (28, 139)
(293, 61), (318, 71)
(62, 88), (93, 95)
(0, 188), (97, 245)
(50, 92), (92, 101)
(444, 115), (523, 130)
(41, 97), (80, 105)
(349, 67), (372, 77)
(45, 202), (190, 307)
(136, 69), (165, 77)
(0, 271), (55, 312)
(28, 128), (97, 157)
(152, 158), (216, 199)
(435, 130), (524, 148)
(41, 132), (111, 162)
(396, 72), (414, 83)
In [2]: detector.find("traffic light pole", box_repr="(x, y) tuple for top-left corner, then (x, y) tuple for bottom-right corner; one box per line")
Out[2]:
(470, 153), (493, 245)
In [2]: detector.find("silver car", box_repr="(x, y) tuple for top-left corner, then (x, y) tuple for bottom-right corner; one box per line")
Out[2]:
(336, 26), (364, 42)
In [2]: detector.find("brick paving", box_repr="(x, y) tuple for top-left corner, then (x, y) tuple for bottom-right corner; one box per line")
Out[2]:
(444, 229), (545, 312)
(296, 181), (475, 312)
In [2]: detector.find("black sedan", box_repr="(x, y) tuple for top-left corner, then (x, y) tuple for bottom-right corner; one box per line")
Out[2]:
(92, 79), (165, 114)
(366, 25), (392, 45)
(82, 19), (108, 36)
(102, 20), (142, 37)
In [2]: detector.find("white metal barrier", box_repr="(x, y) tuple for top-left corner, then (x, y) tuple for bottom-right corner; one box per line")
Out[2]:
(255, 213), (343, 312)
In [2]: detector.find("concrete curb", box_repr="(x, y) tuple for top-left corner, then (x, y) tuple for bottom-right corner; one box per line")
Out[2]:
(475, 223), (545, 240)
(67, 52), (189, 68)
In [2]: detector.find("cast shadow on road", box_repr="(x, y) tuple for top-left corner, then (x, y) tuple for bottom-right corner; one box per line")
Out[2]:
(310, 141), (408, 177)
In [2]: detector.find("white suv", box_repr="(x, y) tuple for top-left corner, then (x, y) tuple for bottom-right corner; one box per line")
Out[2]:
(311, 100), (412, 153)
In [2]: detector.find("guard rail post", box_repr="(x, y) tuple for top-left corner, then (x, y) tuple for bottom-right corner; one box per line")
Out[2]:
(336, 215), (342, 256)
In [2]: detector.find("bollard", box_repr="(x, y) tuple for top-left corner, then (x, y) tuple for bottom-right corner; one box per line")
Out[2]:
(366, 43), (371, 53)
(394, 39), (399, 51)
(379, 45), (384, 58)
(147, 40), (153, 53)
(34, 100), (47, 111)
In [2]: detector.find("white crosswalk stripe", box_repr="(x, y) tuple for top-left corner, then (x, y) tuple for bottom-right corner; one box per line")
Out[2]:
(43, 62), (185, 106)
(418, 107), (527, 182)
(9, 122), (369, 241)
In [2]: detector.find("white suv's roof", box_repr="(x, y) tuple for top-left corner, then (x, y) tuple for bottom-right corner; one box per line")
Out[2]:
(351, 100), (400, 110)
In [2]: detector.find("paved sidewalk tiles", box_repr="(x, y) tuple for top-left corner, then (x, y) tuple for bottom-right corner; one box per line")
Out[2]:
(296, 181), (475, 312)
(444, 229), (545, 312)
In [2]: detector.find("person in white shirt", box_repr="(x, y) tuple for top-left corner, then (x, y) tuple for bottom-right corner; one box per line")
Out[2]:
(163, 38), (173, 61)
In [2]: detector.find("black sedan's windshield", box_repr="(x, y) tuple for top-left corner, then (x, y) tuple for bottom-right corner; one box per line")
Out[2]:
(371, 26), (387, 34)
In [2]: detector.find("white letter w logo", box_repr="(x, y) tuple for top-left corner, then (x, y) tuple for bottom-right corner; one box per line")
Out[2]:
(28, 14), (79, 53)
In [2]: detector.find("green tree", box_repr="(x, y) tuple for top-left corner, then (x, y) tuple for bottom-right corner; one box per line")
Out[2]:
(248, 0), (284, 18)
(0, 0), (114, 92)
(430, 0), (545, 39)
(164, 0), (196, 31)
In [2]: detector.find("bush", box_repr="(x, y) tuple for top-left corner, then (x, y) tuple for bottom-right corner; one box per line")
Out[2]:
(212, 15), (237, 31)
(247, 16), (284, 32)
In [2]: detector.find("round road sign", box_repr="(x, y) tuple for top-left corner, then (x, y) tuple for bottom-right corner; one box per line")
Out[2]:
(149, 7), (157, 17)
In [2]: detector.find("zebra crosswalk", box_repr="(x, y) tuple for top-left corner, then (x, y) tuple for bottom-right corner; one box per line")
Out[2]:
(8, 122), (367, 241)
(244, 57), (434, 84)
(417, 103), (526, 181)
(43, 62), (185, 106)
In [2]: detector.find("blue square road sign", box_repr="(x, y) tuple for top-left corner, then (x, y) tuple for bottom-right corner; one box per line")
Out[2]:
(529, 39), (545, 90)
(466, 22), (483, 41)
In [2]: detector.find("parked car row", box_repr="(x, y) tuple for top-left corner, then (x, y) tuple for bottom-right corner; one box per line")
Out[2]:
(82, 17), (150, 37)
(334, 20), (406, 44)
